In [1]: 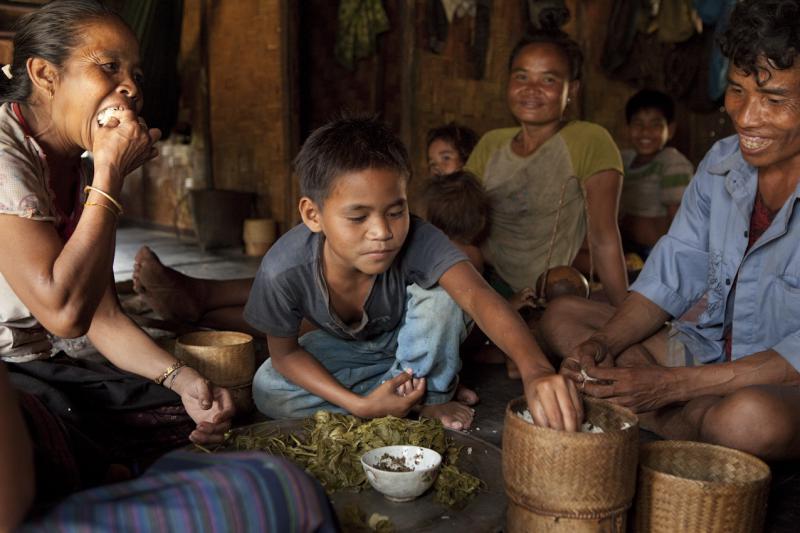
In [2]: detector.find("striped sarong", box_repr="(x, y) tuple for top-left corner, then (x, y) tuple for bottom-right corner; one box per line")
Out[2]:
(20, 451), (339, 533)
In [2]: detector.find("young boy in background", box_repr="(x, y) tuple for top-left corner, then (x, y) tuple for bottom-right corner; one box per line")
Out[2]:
(426, 123), (479, 177)
(619, 89), (694, 259)
(245, 117), (581, 432)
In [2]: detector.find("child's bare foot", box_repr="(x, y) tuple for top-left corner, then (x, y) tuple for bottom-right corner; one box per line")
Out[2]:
(420, 401), (475, 430)
(132, 246), (204, 322)
(455, 384), (479, 406)
(505, 356), (521, 379)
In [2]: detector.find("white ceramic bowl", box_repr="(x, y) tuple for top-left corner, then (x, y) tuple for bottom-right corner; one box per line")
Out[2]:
(360, 445), (442, 502)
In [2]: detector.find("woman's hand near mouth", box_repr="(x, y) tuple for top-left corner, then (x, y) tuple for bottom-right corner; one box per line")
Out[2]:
(92, 107), (161, 192)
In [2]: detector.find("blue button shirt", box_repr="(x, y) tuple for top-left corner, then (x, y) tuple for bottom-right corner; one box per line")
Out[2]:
(631, 135), (800, 370)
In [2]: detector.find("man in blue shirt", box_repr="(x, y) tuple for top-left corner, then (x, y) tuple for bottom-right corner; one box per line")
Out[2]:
(540, 0), (800, 461)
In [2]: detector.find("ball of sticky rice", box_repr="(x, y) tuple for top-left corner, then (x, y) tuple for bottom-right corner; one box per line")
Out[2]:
(97, 107), (124, 126)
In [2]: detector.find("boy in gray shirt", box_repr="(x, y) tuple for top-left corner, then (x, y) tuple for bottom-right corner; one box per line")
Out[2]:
(245, 116), (581, 431)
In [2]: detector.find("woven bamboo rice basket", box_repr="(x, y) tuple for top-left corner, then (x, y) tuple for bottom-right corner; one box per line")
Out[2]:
(634, 440), (771, 533)
(243, 218), (276, 257)
(503, 396), (639, 532)
(175, 331), (256, 412)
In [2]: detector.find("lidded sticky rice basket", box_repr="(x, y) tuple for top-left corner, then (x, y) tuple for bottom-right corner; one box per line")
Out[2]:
(175, 331), (256, 413)
(503, 396), (639, 533)
(242, 218), (276, 257)
(634, 440), (771, 533)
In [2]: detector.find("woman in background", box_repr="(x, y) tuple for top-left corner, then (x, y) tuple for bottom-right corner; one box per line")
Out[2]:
(465, 22), (627, 307)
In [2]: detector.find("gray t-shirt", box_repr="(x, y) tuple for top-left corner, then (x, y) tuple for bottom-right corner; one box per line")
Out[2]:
(244, 216), (467, 340)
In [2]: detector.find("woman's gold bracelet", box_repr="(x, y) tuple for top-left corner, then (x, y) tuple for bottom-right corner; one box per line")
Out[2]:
(166, 366), (184, 390)
(84, 201), (119, 220)
(155, 360), (186, 386)
(84, 185), (123, 215)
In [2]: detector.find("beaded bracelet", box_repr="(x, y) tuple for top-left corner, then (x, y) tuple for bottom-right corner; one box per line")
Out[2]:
(84, 201), (118, 220)
(155, 360), (186, 386)
(84, 185), (124, 215)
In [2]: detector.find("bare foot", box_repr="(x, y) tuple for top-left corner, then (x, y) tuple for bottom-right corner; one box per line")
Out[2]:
(456, 384), (479, 406)
(420, 401), (475, 431)
(132, 246), (204, 322)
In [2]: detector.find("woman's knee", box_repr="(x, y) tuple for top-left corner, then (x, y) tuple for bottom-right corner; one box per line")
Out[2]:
(700, 386), (797, 459)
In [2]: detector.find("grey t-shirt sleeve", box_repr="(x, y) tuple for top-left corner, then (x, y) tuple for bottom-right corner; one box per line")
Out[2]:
(243, 225), (315, 337)
(401, 217), (469, 289)
(243, 264), (305, 337)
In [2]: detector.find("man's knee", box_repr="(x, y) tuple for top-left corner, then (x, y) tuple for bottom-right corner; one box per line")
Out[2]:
(700, 386), (796, 459)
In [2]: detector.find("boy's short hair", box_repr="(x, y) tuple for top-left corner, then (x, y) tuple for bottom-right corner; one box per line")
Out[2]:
(625, 89), (675, 124)
(421, 171), (490, 246)
(296, 115), (411, 206)
(426, 122), (479, 164)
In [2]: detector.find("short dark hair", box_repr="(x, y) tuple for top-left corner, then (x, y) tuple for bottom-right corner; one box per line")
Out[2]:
(0, 0), (122, 104)
(296, 115), (411, 206)
(509, 30), (584, 82)
(625, 89), (675, 123)
(719, 0), (800, 84)
(421, 171), (490, 246)
(426, 122), (479, 165)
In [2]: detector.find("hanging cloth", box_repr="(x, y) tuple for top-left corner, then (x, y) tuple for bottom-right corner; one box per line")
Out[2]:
(442, 0), (477, 21)
(335, 0), (391, 70)
(699, 0), (737, 101)
(471, 0), (491, 79)
(656, 0), (698, 43)
(601, 0), (641, 76)
(426, 0), (449, 53)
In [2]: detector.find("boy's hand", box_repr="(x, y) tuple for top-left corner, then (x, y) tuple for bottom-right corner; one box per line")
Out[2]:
(522, 371), (583, 432)
(359, 372), (425, 418)
(395, 368), (420, 397)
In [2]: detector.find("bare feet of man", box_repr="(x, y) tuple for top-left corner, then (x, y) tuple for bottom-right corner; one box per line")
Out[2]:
(132, 246), (204, 322)
(420, 401), (475, 431)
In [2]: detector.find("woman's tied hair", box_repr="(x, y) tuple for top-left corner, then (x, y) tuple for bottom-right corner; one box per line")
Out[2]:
(508, 5), (582, 82)
(0, 0), (121, 104)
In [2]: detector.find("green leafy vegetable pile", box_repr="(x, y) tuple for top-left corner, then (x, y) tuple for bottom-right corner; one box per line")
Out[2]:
(206, 411), (483, 508)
